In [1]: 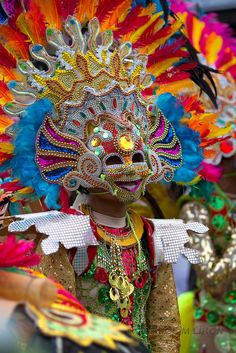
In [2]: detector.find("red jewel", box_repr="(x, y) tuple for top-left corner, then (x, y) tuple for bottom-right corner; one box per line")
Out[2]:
(94, 267), (108, 284)
(88, 107), (96, 115)
(72, 120), (80, 127)
(220, 140), (234, 154)
(113, 98), (117, 108)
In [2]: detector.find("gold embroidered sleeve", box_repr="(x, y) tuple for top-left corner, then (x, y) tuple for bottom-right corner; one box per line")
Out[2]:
(146, 264), (181, 353)
(35, 236), (76, 295)
(180, 201), (236, 295)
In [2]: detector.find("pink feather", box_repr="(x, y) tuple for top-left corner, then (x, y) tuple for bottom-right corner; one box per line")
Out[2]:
(199, 162), (223, 183)
(0, 235), (40, 267)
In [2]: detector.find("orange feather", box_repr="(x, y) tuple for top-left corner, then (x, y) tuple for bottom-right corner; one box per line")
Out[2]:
(16, 2), (47, 45)
(0, 81), (13, 105)
(74, 0), (98, 23)
(33, 0), (62, 30)
(0, 25), (29, 60)
(0, 67), (21, 82)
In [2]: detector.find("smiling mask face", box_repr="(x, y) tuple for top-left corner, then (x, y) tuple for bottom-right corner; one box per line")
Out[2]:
(92, 120), (152, 202)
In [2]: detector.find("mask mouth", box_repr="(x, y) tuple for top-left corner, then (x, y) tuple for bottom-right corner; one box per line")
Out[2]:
(115, 179), (143, 192)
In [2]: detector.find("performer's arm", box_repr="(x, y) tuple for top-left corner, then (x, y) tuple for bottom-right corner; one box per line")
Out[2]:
(146, 264), (181, 353)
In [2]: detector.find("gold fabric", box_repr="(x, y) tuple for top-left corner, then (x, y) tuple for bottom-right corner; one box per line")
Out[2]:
(35, 237), (76, 296)
(146, 264), (181, 353)
(180, 201), (236, 295)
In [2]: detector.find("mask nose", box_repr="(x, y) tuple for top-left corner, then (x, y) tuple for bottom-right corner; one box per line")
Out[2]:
(123, 162), (136, 175)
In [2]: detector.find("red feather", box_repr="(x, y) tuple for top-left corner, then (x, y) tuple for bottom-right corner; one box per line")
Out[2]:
(134, 22), (175, 48)
(148, 38), (188, 66)
(0, 152), (13, 164)
(154, 69), (191, 84)
(113, 6), (149, 38)
(60, 0), (78, 19)
(0, 44), (17, 68)
(95, 0), (127, 24)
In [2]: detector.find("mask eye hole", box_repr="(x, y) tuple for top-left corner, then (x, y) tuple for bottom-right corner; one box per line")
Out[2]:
(105, 155), (123, 166)
(132, 152), (144, 163)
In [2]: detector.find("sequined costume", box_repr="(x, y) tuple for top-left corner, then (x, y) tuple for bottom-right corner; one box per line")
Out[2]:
(0, 0), (223, 352)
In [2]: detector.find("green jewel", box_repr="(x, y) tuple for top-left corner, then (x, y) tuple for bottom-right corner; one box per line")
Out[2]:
(194, 307), (204, 320)
(95, 147), (102, 156)
(67, 128), (77, 134)
(46, 28), (54, 36)
(212, 214), (226, 231)
(224, 315), (236, 330)
(19, 62), (28, 71)
(98, 286), (110, 304)
(225, 291), (236, 304)
(206, 311), (220, 325)
(99, 102), (106, 111)
(111, 313), (120, 321)
(93, 127), (100, 133)
(210, 196), (225, 211)
(80, 112), (87, 119)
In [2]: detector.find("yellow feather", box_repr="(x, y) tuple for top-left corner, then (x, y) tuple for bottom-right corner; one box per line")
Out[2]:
(126, 12), (163, 44)
(205, 33), (223, 65)
(154, 79), (193, 96)
(148, 57), (183, 76)
(0, 142), (14, 154)
(192, 17), (205, 52)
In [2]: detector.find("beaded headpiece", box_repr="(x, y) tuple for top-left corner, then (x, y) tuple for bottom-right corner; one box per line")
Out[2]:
(2, 17), (183, 203)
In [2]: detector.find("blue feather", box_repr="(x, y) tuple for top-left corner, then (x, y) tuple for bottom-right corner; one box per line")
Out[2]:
(11, 99), (60, 209)
(156, 93), (203, 183)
